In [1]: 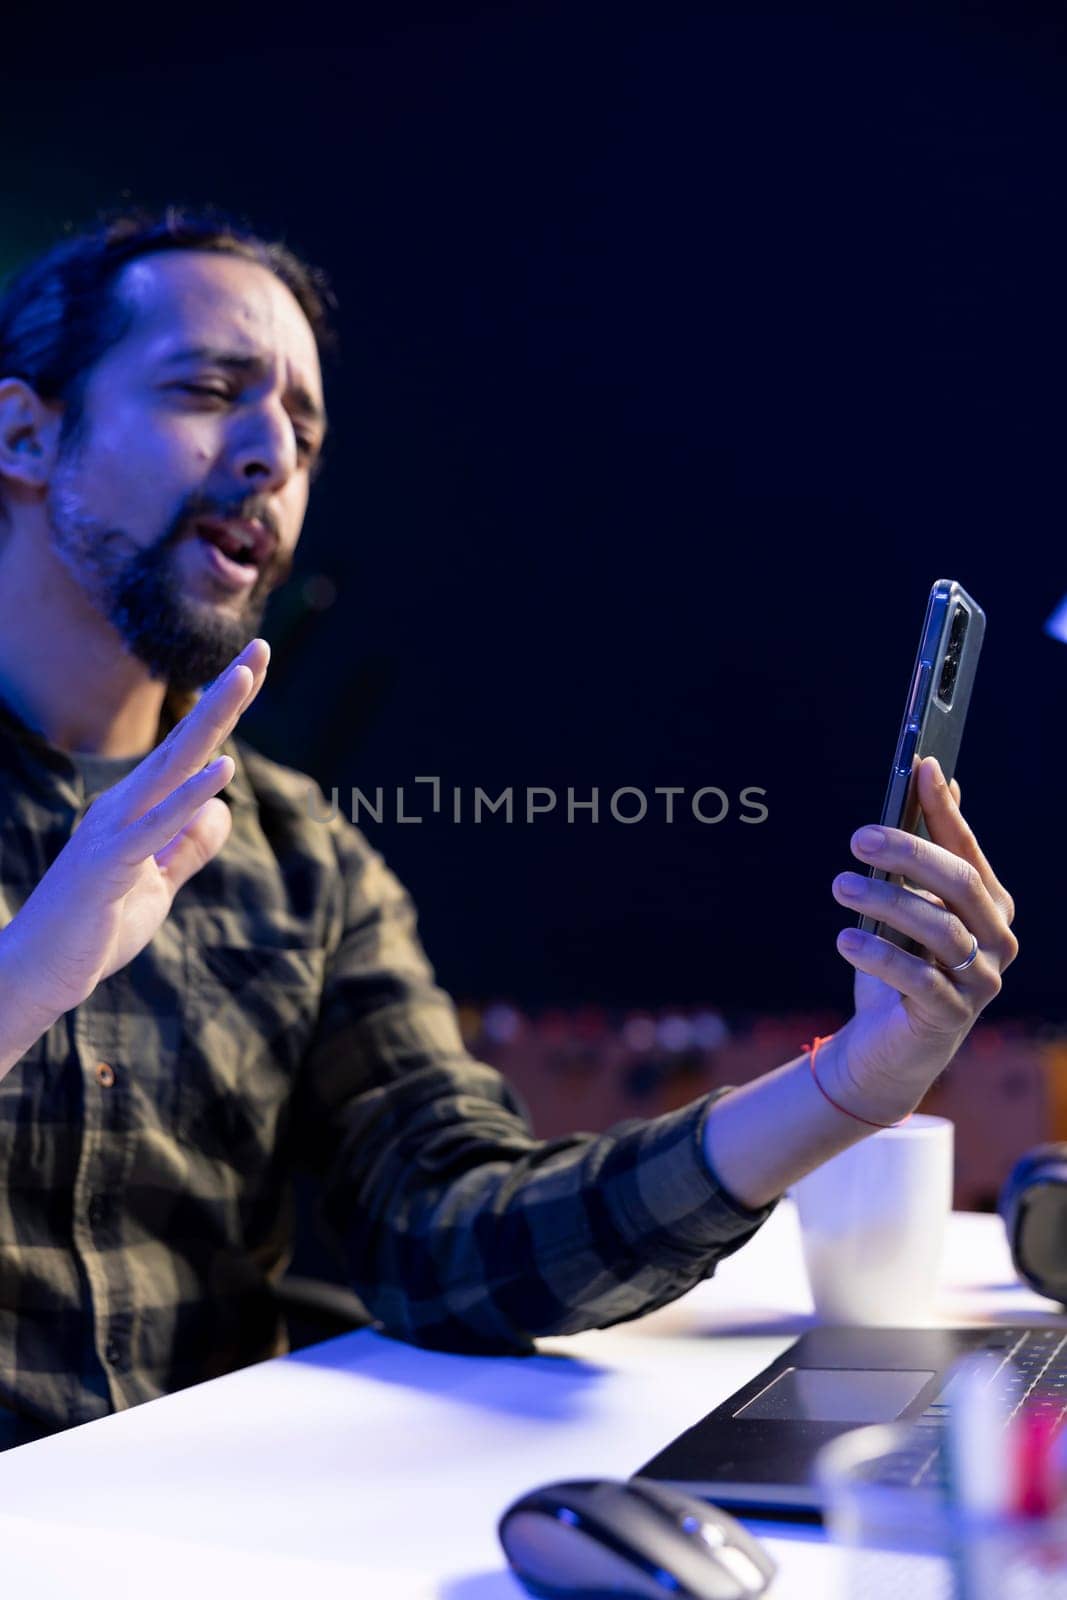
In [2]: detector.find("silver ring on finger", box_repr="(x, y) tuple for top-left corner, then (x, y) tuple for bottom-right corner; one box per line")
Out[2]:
(939, 933), (979, 974)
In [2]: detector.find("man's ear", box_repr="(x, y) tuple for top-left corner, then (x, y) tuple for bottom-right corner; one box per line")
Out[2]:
(0, 378), (62, 495)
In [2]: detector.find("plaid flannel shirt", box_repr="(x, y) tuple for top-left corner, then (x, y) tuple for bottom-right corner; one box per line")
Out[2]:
(0, 685), (776, 1450)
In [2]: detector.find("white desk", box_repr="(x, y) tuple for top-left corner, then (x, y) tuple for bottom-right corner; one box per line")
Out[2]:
(0, 1201), (1060, 1599)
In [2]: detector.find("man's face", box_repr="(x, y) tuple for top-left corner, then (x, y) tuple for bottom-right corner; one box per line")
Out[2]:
(45, 249), (327, 692)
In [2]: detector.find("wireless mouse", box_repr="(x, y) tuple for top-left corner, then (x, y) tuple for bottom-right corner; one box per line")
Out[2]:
(497, 1475), (777, 1599)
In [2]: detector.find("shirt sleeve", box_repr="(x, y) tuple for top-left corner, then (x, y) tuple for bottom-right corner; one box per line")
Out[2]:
(292, 801), (778, 1355)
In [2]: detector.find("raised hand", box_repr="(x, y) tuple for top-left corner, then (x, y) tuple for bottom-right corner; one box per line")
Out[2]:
(826, 755), (1018, 1124)
(0, 639), (270, 1044)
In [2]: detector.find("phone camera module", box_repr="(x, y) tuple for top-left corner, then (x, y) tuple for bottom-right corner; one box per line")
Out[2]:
(936, 604), (969, 706)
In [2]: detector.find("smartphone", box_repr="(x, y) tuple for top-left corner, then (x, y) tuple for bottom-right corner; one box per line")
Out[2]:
(858, 578), (985, 954)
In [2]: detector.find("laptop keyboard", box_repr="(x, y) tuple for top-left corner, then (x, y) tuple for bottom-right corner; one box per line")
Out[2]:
(871, 1327), (1067, 1490)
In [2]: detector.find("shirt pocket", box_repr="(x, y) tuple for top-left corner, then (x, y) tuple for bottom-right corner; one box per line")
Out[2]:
(177, 914), (327, 1167)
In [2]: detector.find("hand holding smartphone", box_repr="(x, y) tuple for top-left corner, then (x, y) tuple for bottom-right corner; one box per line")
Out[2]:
(859, 579), (985, 955)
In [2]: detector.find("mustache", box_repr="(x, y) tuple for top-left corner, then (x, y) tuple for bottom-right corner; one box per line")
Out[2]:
(182, 498), (278, 543)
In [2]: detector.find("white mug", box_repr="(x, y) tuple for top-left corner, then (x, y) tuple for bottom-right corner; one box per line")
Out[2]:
(792, 1114), (954, 1326)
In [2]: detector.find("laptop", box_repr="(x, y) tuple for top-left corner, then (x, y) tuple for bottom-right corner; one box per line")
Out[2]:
(634, 1322), (1067, 1521)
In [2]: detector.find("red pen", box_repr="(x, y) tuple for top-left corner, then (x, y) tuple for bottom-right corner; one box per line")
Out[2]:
(1013, 1402), (1061, 1519)
(1050, 1413), (1067, 1516)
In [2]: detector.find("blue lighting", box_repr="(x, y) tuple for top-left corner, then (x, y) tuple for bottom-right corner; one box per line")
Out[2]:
(1045, 595), (1067, 644)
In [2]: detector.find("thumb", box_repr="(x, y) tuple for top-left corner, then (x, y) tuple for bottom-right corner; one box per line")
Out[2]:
(155, 797), (233, 893)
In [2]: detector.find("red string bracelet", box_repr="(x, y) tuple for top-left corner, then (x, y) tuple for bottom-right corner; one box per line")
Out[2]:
(802, 1035), (913, 1130)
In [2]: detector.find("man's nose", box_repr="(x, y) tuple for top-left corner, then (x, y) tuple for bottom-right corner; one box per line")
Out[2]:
(230, 404), (299, 489)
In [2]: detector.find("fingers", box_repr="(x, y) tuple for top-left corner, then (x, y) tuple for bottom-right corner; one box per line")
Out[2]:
(912, 887), (948, 910)
(113, 755), (236, 867)
(916, 757), (1015, 925)
(112, 639), (270, 826)
(835, 924), (990, 1027)
(154, 797), (233, 892)
(834, 871), (991, 975)
(847, 765), (1018, 970)
(227, 638), (270, 720)
(179, 636), (270, 754)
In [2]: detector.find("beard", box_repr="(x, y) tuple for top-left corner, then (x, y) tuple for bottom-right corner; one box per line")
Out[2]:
(45, 455), (287, 695)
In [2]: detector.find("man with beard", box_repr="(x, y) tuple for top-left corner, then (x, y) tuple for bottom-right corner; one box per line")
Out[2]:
(0, 206), (1017, 1448)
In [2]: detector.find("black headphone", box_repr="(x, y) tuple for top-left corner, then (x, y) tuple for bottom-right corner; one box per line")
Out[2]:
(998, 1144), (1067, 1305)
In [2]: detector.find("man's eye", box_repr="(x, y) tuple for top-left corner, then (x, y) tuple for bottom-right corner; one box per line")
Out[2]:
(176, 387), (320, 469)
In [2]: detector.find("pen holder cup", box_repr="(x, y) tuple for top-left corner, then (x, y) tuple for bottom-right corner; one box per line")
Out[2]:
(815, 1422), (1067, 1600)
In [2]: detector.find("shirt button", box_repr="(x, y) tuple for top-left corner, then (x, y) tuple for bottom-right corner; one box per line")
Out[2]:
(88, 1194), (107, 1227)
(104, 1338), (126, 1370)
(95, 1062), (116, 1088)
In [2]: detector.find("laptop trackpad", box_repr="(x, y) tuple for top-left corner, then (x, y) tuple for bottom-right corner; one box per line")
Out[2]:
(733, 1367), (935, 1424)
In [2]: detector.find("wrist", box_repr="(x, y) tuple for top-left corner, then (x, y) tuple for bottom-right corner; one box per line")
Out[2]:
(0, 928), (60, 1068)
(812, 1024), (923, 1129)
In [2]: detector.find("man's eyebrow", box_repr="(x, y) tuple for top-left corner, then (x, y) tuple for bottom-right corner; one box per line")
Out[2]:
(159, 344), (328, 434)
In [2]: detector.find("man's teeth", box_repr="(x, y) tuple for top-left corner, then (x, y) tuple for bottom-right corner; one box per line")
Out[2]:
(203, 525), (256, 563)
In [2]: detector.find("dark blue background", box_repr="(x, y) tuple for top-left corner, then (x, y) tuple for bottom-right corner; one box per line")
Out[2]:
(2, 2), (1063, 1018)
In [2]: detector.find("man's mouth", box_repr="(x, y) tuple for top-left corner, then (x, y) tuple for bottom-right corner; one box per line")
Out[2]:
(195, 517), (271, 568)
(192, 520), (268, 591)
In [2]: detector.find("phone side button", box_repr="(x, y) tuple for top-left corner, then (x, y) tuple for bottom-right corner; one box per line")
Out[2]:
(896, 723), (920, 776)
(907, 662), (932, 719)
